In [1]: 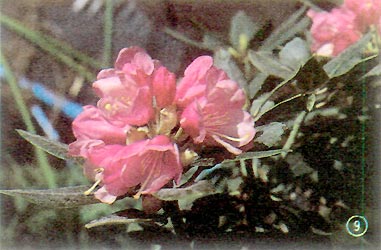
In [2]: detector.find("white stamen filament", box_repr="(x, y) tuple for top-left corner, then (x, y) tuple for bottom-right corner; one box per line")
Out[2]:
(84, 179), (102, 195)
(213, 131), (252, 142)
(133, 157), (158, 199)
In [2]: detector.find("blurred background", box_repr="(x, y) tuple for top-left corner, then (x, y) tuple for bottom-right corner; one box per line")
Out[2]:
(1, 0), (379, 250)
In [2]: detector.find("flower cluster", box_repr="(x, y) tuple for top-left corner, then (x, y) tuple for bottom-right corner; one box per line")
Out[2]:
(307, 0), (381, 56)
(69, 47), (255, 203)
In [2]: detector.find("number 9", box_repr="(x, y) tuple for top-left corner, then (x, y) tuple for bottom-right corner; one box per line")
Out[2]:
(354, 220), (361, 232)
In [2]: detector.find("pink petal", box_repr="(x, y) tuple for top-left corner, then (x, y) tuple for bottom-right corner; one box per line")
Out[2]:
(68, 139), (104, 158)
(85, 136), (182, 201)
(94, 186), (118, 204)
(184, 56), (213, 77)
(175, 56), (214, 108)
(132, 51), (155, 75)
(93, 76), (126, 98)
(114, 47), (146, 70)
(180, 100), (206, 143)
(97, 68), (116, 80)
(152, 66), (176, 108)
(71, 105), (129, 144)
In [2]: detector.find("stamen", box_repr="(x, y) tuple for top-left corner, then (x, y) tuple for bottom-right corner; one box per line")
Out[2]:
(133, 157), (158, 199)
(104, 103), (112, 111)
(84, 179), (101, 195)
(174, 127), (183, 140)
(213, 131), (252, 142)
(84, 168), (104, 195)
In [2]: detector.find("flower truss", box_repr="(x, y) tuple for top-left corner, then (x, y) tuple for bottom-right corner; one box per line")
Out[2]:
(307, 0), (381, 56)
(69, 47), (256, 204)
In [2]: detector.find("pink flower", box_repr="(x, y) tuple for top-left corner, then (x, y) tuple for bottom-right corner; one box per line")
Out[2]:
(68, 105), (129, 157)
(307, 8), (362, 56)
(177, 56), (255, 154)
(93, 47), (164, 126)
(344, 0), (381, 31)
(86, 135), (182, 203)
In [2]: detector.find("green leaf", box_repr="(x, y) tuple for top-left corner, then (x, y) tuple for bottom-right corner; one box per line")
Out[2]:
(306, 94), (316, 112)
(234, 148), (290, 161)
(230, 11), (259, 49)
(16, 129), (82, 164)
(202, 33), (224, 49)
(250, 92), (272, 116)
(279, 37), (310, 70)
(282, 111), (307, 158)
(0, 185), (99, 208)
(178, 166), (199, 186)
(192, 157), (216, 167)
(194, 162), (236, 182)
(260, 6), (309, 51)
(80, 198), (142, 223)
(214, 48), (248, 91)
(248, 72), (268, 98)
(254, 122), (287, 147)
(153, 181), (217, 201)
(154, 181), (218, 210)
(85, 214), (152, 229)
(248, 50), (293, 79)
(323, 32), (375, 78)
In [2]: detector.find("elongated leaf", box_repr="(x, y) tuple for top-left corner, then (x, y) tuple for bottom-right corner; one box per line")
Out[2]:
(234, 148), (290, 161)
(323, 32), (375, 78)
(279, 37), (310, 70)
(248, 72), (268, 98)
(248, 50), (293, 79)
(306, 94), (316, 112)
(254, 122), (286, 147)
(153, 180), (217, 201)
(192, 157), (216, 167)
(282, 111), (307, 158)
(195, 163), (229, 182)
(85, 214), (152, 229)
(250, 92), (273, 117)
(260, 6), (309, 51)
(178, 166), (199, 186)
(202, 33), (224, 49)
(16, 129), (82, 164)
(230, 11), (259, 49)
(0, 186), (99, 208)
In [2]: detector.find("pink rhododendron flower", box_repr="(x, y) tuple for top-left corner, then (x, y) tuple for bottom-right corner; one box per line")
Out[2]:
(177, 56), (255, 154)
(93, 47), (176, 126)
(86, 135), (182, 204)
(307, 8), (362, 56)
(69, 47), (259, 204)
(344, 0), (381, 31)
(68, 105), (129, 157)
